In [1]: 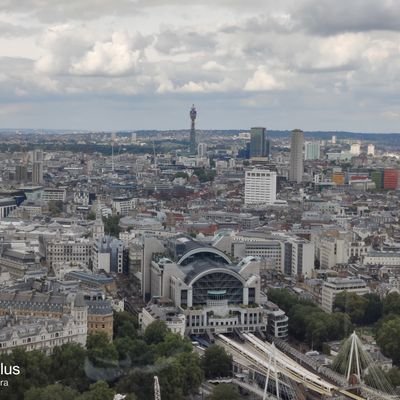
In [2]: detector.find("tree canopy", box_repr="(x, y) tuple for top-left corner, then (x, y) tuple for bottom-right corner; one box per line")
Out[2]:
(334, 291), (369, 325)
(208, 383), (241, 400)
(202, 345), (232, 379)
(268, 288), (353, 349)
(102, 215), (121, 237)
(376, 317), (400, 365)
(383, 292), (400, 316)
(0, 311), (203, 399)
(144, 320), (169, 345)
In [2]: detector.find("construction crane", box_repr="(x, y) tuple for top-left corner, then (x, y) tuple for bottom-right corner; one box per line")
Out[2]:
(154, 376), (161, 400)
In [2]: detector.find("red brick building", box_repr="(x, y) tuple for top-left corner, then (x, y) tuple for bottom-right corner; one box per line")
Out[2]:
(384, 169), (398, 190)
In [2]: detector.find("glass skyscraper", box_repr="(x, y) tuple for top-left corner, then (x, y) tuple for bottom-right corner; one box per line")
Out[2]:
(250, 127), (268, 158)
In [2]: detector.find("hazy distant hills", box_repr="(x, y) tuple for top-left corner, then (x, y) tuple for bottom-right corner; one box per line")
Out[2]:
(0, 128), (399, 146)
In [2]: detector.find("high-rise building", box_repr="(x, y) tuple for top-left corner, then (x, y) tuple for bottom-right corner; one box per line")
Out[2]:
(304, 141), (321, 160)
(249, 127), (268, 158)
(32, 163), (43, 185)
(332, 135), (336, 144)
(265, 138), (271, 159)
(288, 237), (314, 279)
(367, 144), (375, 156)
(32, 149), (44, 185)
(15, 165), (28, 183)
(350, 143), (361, 156)
(33, 149), (43, 163)
(197, 143), (207, 157)
(189, 104), (197, 154)
(244, 167), (276, 205)
(289, 129), (304, 183)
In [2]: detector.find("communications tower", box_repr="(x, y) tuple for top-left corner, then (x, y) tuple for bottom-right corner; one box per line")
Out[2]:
(189, 104), (197, 154)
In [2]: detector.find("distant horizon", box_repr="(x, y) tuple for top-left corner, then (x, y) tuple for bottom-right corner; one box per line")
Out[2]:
(0, 127), (400, 135)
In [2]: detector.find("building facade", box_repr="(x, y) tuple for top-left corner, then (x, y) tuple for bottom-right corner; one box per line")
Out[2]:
(112, 197), (136, 216)
(289, 129), (304, 183)
(304, 141), (321, 160)
(141, 236), (268, 335)
(321, 278), (369, 313)
(0, 291), (113, 341)
(42, 188), (66, 202)
(250, 127), (268, 158)
(93, 235), (127, 274)
(32, 150), (44, 185)
(44, 238), (92, 268)
(244, 168), (277, 205)
(0, 198), (17, 219)
(384, 169), (398, 190)
(0, 293), (87, 354)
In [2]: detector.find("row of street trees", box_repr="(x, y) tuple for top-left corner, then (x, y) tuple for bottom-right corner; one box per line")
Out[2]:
(268, 288), (353, 349)
(269, 288), (400, 386)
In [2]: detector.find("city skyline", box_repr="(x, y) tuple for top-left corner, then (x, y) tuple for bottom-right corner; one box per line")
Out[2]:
(1, 2), (400, 399)
(0, 1), (400, 131)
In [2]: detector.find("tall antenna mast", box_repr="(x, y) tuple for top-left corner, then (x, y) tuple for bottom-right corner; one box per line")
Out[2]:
(153, 140), (157, 169)
(111, 132), (116, 173)
(190, 104), (197, 154)
(112, 144), (114, 173)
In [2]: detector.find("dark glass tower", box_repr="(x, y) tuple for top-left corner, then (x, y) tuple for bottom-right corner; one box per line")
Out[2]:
(190, 104), (197, 154)
(250, 127), (268, 158)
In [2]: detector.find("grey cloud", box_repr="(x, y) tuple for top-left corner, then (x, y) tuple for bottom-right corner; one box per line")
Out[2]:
(296, 0), (400, 35)
(0, 57), (56, 100)
(219, 2), (400, 37)
(4, 0), (400, 36)
(1, 1), (400, 131)
(220, 14), (298, 35)
(154, 29), (216, 54)
(0, 0), (260, 22)
(0, 0), (138, 22)
(0, 21), (38, 37)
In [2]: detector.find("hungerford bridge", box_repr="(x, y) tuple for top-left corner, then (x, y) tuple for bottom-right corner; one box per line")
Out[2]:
(214, 331), (399, 400)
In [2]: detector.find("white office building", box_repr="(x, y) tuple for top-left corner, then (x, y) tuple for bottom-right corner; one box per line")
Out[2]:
(350, 143), (361, 156)
(112, 197), (136, 216)
(198, 143), (207, 157)
(321, 278), (369, 313)
(213, 231), (314, 278)
(42, 188), (66, 202)
(245, 168), (277, 206)
(367, 144), (375, 156)
(304, 141), (321, 160)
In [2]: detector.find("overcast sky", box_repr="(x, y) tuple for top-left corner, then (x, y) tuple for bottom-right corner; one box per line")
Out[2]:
(0, 0), (400, 132)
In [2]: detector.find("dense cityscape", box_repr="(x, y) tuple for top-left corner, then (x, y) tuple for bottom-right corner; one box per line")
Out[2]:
(0, 107), (400, 399)
(3, 1), (400, 400)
